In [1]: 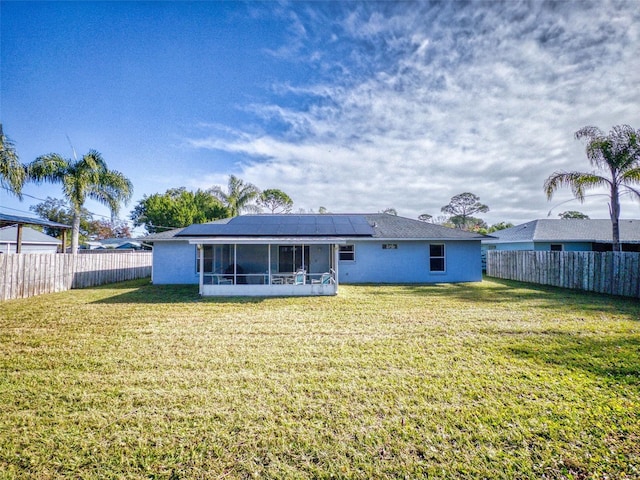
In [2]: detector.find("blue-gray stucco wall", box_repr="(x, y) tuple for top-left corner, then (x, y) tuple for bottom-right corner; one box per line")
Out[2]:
(152, 242), (334, 285)
(338, 240), (482, 284)
(152, 241), (199, 284)
(487, 241), (593, 251)
(153, 240), (483, 285)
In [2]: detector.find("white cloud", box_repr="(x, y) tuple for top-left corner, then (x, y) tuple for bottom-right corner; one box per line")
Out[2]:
(187, 0), (640, 223)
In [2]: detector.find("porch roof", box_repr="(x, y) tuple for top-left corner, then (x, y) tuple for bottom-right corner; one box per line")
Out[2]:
(188, 237), (347, 245)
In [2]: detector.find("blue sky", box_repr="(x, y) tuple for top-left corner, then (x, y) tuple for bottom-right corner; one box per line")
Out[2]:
(2, 0), (639, 232)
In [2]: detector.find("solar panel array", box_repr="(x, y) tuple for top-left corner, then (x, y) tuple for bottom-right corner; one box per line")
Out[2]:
(177, 215), (375, 237)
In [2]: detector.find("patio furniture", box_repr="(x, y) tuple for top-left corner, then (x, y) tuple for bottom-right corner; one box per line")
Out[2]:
(311, 272), (333, 285)
(293, 270), (306, 285)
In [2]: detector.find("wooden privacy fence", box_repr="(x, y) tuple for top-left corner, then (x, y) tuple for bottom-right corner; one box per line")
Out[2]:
(0, 252), (152, 301)
(486, 250), (640, 298)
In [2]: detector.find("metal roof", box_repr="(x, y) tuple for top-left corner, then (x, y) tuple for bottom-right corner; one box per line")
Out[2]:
(0, 225), (61, 244)
(483, 219), (640, 244)
(0, 213), (71, 229)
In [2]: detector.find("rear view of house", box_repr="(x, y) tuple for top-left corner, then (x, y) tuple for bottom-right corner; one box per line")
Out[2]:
(146, 213), (486, 296)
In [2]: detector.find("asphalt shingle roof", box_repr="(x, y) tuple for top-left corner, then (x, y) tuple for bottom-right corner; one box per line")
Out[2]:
(364, 214), (487, 240)
(484, 219), (640, 244)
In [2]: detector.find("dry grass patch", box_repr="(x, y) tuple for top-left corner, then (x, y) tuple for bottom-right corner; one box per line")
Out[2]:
(1, 279), (638, 479)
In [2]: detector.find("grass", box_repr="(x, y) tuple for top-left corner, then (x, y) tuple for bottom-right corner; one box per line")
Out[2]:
(0, 278), (638, 479)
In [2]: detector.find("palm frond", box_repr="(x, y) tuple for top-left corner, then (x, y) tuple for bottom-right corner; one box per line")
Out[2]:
(87, 170), (134, 215)
(27, 154), (69, 183)
(0, 133), (26, 197)
(544, 171), (609, 201)
(620, 167), (640, 201)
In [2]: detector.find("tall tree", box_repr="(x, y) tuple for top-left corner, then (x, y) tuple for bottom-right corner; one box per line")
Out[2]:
(381, 208), (397, 215)
(450, 215), (487, 231)
(208, 175), (261, 217)
(544, 125), (640, 251)
(487, 221), (514, 233)
(441, 192), (489, 230)
(0, 125), (26, 198)
(258, 188), (293, 213)
(30, 197), (93, 240)
(131, 187), (228, 233)
(558, 211), (590, 219)
(89, 219), (132, 240)
(28, 150), (133, 253)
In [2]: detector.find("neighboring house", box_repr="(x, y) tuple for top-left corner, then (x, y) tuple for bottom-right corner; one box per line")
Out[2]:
(145, 213), (487, 297)
(482, 219), (640, 252)
(84, 238), (147, 250)
(0, 225), (61, 254)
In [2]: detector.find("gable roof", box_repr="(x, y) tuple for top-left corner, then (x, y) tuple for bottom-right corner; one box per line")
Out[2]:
(0, 225), (62, 245)
(484, 219), (640, 244)
(144, 214), (487, 242)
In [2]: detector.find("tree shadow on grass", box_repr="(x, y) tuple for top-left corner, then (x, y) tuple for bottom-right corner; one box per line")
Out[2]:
(90, 281), (266, 305)
(509, 333), (640, 385)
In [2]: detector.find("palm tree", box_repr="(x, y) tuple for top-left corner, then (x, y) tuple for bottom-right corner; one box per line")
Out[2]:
(0, 125), (26, 198)
(28, 150), (133, 253)
(544, 125), (640, 252)
(208, 175), (261, 217)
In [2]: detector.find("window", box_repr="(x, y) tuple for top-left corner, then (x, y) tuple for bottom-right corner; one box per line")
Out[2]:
(339, 244), (355, 261)
(196, 245), (231, 274)
(278, 245), (309, 272)
(550, 244), (563, 251)
(429, 244), (445, 272)
(382, 244), (397, 250)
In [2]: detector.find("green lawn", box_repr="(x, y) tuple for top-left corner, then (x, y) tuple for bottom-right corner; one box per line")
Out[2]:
(1, 279), (638, 479)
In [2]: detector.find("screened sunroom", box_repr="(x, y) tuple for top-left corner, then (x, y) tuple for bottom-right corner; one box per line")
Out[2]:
(192, 239), (341, 296)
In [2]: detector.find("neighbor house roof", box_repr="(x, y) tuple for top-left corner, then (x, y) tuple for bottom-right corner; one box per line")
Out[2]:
(144, 214), (488, 242)
(483, 219), (640, 244)
(0, 225), (61, 245)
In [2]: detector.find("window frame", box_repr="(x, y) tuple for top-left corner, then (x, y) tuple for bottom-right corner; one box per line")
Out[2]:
(429, 243), (446, 273)
(339, 244), (355, 262)
(550, 244), (563, 251)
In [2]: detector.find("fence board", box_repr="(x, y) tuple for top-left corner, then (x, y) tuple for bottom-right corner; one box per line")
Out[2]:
(486, 250), (640, 299)
(0, 252), (152, 301)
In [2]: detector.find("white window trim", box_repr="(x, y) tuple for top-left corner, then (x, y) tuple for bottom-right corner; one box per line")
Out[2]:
(339, 244), (355, 262)
(429, 243), (446, 273)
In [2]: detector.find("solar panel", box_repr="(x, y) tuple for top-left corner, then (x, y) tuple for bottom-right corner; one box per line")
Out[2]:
(176, 215), (374, 237)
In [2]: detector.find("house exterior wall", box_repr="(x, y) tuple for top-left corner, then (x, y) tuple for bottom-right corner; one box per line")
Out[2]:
(152, 241), (199, 284)
(485, 241), (592, 251)
(338, 240), (481, 284)
(533, 242), (592, 251)
(0, 243), (59, 254)
(152, 242), (335, 285)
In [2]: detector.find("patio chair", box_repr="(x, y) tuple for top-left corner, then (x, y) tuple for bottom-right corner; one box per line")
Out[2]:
(311, 272), (333, 285)
(293, 269), (306, 285)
